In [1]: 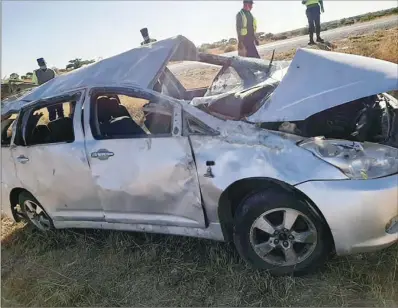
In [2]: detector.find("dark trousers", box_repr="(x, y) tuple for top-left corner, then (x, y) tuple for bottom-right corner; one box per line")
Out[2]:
(242, 37), (260, 59)
(48, 105), (64, 121)
(306, 5), (321, 40)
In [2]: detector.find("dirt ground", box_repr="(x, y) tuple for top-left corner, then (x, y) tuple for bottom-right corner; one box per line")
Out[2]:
(173, 27), (398, 92)
(1, 27), (398, 307)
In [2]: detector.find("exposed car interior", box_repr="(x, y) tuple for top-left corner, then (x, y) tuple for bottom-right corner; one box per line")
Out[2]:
(93, 94), (173, 139)
(158, 53), (275, 103)
(261, 93), (398, 148)
(195, 81), (280, 121)
(25, 102), (76, 146)
(96, 95), (146, 138)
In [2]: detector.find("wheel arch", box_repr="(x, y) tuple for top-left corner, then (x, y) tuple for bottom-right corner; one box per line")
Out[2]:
(9, 187), (32, 222)
(217, 177), (335, 249)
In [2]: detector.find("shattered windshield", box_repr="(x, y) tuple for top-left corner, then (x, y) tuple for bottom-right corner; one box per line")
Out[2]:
(192, 75), (280, 121)
(205, 67), (243, 96)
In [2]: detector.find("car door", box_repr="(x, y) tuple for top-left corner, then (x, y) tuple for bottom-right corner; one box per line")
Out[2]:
(11, 91), (104, 223)
(1, 114), (22, 219)
(83, 87), (206, 228)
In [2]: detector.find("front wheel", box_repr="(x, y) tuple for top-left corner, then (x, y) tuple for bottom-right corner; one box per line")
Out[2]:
(233, 189), (332, 276)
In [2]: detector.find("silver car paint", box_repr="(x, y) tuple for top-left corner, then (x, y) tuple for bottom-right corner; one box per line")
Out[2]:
(82, 88), (206, 228)
(1, 35), (397, 258)
(1, 118), (21, 220)
(183, 104), (349, 223)
(54, 220), (224, 241)
(10, 91), (104, 222)
(248, 48), (398, 123)
(1, 36), (198, 117)
(295, 175), (398, 255)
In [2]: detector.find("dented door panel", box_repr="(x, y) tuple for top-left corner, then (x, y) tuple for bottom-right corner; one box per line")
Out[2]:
(85, 137), (206, 228)
(11, 92), (104, 222)
(189, 123), (348, 223)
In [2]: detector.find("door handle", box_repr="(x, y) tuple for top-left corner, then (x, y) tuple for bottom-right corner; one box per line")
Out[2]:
(91, 149), (114, 160)
(17, 155), (29, 164)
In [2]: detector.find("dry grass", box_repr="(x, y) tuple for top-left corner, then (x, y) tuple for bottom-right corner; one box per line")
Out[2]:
(268, 27), (398, 63)
(2, 28), (398, 307)
(1, 217), (397, 307)
(224, 44), (237, 53)
(118, 95), (149, 126)
(335, 27), (398, 63)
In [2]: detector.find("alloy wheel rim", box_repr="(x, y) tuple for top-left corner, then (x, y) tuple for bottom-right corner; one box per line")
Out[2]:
(249, 208), (317, 267)
(23, 200), (51, 231)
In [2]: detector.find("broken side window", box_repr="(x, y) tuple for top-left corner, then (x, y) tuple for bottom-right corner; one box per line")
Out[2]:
(24, 101), (76, 146)
(167, 62), (221, 91)
(205, 67), (242, 97)
(90, 93), (173, 140)
(1, 114), (18, 147)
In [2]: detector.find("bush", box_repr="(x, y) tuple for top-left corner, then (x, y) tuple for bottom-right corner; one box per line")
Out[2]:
(272, 35), (288, 41)
(344, 18), (355, 25)
(360, 15), (373, 22)
(301, 27), (309, 35)
(224, 44), (237, 52)
(264, 33), (274, 40)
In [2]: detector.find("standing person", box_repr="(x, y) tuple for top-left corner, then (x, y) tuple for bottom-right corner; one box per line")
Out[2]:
(302, 0), (325, 45)
(32, 58), (63, 121)
(236, 0), (260, 59)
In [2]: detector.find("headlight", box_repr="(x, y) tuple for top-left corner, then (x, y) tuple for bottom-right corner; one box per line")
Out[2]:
(300, 138), (398, 179)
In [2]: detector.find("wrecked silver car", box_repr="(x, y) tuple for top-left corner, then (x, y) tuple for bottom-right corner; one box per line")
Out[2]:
(1, 36), (397, 276)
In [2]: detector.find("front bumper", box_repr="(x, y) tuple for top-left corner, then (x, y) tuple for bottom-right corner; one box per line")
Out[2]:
(295, 175), (398, 256)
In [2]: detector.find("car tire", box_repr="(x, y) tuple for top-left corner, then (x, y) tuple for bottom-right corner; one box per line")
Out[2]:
(233, 189), (332, 276)
(19, 191), (54, 231)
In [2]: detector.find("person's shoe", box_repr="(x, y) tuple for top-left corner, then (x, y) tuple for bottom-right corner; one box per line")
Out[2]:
(316, 37), (325, 43)
(308, 40), (316, 45)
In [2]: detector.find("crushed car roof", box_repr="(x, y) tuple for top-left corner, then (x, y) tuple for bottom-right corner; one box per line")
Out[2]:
(248, 48), (398, 123)
(2, 35), (197, 116)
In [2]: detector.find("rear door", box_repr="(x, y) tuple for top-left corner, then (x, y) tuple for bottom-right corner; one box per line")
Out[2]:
(11, 91), (104, 223)
(83, 87), (206, 228)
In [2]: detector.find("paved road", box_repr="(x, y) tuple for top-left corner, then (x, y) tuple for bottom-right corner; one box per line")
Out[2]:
(170, 15), (397, 73)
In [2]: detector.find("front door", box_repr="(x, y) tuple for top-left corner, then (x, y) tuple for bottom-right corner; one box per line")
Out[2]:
(83, 88), (206, 228)
(11, 91), (104, 223)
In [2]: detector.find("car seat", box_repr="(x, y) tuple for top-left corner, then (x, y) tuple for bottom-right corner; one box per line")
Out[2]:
(30, 125), (51, 145)
(48, 117), (74, 143)
(102, 116), (146, 137)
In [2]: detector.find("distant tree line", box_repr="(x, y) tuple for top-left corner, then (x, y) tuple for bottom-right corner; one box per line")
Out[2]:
(7, 58), (96, 82)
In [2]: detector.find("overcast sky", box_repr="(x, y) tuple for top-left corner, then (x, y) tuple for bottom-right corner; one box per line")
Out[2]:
(2, 1), (397, 76)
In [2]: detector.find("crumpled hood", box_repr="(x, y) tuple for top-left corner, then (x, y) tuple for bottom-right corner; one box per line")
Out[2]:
(248, 48), (398, 123)
(2, 35), (198, 116)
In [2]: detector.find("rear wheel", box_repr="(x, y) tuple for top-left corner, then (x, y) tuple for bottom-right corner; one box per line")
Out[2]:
(19, 192), (54, 231)
(233, 189), (332, 276)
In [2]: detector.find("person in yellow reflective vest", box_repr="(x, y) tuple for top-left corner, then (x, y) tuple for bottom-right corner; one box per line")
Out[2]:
(236, 0), (260, 58)
(302, 0), (325, 45)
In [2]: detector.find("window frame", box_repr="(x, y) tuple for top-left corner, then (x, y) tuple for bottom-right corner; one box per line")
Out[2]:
(182, 111), (220, 137)
(89, 87), (179, 141)
(15, 91), (82, 148)
(1, 114), (19, 148)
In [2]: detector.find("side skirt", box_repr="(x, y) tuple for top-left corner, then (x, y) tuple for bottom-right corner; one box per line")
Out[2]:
(53, 221), (225, 241)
